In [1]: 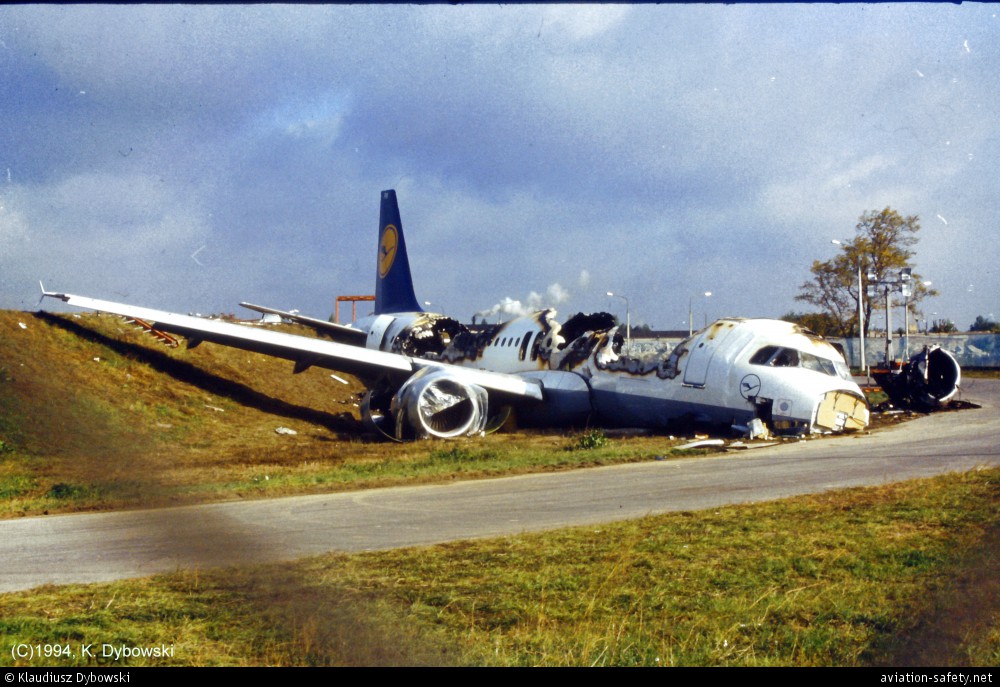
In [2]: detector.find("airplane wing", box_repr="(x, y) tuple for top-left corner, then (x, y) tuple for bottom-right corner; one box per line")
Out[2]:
(41, 291), (543, 404)
(238, 302), (368, 346)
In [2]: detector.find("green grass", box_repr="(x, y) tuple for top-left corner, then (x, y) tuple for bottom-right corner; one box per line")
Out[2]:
(1, 468), (997, 667)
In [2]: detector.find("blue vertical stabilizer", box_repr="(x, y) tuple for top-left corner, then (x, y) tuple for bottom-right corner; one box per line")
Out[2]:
(374, 189), (423, 315)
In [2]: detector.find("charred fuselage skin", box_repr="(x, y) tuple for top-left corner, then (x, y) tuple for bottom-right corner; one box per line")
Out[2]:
(352, 311), (869, 436)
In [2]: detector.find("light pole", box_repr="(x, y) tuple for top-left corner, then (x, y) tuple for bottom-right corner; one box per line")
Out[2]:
(867, 267), (919, 366)
(831, 239), (866, 373)
(606, 291), (631, 354)
(688, 291), (712, 337)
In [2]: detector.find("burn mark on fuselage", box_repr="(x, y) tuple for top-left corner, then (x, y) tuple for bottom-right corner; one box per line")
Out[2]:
(390, 315), (468, 358)
(595, 340), (689, 380)
(392, 308), (692, 381)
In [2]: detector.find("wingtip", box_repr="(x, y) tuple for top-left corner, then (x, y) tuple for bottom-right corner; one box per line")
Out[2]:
(37, 281), (68, 302)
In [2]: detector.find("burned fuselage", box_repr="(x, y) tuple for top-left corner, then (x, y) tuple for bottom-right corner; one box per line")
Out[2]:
(357, 309), (869, 437)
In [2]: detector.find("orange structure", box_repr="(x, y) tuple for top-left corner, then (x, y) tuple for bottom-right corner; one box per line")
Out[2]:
(334, 295), (375, 323)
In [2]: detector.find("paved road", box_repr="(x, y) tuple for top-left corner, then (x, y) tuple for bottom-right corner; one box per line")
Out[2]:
(2, 379), (998, 594)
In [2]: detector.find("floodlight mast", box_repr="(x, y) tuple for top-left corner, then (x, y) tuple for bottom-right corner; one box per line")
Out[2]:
(867, 267), (923, 366)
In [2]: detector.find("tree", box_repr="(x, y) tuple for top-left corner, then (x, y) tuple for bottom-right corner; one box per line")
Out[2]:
(930, 319), (957, 334)
(796, 208), (936, 338)
(780, 311), (842, 338)
(969, 315), (1000, 333)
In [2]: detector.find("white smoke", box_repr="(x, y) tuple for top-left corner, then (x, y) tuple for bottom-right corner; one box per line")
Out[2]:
(475, 282), (571, 322)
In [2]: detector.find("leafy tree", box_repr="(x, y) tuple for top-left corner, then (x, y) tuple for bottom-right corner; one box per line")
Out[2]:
(930, 319), (957, 334)
(796, 208), (936, 338)
(969, 315), (1000, 333)
(780, 311), (842, 338)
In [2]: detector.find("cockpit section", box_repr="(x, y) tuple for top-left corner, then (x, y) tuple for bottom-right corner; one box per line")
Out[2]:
(749, 345), (852, 381)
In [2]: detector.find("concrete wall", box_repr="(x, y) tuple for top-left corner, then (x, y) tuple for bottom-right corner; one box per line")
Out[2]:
(630, 333), (1000, 369)
(832, 333), (1000, 369)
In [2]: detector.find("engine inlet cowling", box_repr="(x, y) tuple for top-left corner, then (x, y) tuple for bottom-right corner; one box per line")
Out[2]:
(392, 368), (489, 440)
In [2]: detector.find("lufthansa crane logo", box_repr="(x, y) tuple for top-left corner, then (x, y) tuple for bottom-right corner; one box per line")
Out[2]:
(379, 225), (399, 278)
(739, 374), (761, 400)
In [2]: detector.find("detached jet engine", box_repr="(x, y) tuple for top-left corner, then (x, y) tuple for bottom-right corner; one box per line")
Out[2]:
(873, 344), (961, 411)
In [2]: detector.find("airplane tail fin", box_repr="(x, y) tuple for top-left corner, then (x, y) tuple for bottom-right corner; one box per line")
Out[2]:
(374, 189), (423, 315)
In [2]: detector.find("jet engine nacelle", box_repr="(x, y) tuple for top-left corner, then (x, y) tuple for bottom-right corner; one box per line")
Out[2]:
(360, 367), (490, 441)
(874, 345), (962, 411)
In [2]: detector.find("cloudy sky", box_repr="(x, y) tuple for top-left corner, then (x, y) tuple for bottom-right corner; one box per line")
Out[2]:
(1, 4), (997, 332)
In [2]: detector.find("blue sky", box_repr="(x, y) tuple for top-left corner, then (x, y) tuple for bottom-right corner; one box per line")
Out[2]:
(1, 4), (997, 331)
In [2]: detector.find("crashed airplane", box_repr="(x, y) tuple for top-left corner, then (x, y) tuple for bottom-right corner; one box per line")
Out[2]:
(43, 190), (870, 441)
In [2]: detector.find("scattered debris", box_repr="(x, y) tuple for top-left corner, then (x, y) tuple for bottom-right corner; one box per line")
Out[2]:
(17, 322), (26, 330)
(677, 439), (726, 450)
(123, 317), (180, 348)
(93, 357), (100, 363)
(329, 374), (349, 385)
(731, 418), (770, 440)
(204, 404), (225, 413)
(727, 441), (780, 451)
(275, 427), (298, 436)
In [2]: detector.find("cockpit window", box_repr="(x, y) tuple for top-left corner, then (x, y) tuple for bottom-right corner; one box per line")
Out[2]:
(749, 346), (779, 365)
(800, 352), (836, 376)
(750, 346), (850, 380)
(771, 348), (799, 367)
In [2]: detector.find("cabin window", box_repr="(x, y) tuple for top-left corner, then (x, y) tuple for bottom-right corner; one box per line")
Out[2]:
(518, 333), (532, 361)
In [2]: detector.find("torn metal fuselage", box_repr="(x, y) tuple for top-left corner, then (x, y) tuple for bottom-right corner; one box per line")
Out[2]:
(364, 310), (869, 437)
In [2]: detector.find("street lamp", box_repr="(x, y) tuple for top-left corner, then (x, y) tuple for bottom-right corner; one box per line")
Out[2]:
(688, 291), (712, 337)
(606, 291), (631, 354)
(867, 267), (927, 365)
(831, 239), (866, 373)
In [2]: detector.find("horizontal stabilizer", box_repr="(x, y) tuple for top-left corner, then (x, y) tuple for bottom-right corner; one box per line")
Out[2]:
(239, 302), (367, 346)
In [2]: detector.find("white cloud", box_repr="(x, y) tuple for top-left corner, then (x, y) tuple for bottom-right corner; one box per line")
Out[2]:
(540, 5), (631, 42)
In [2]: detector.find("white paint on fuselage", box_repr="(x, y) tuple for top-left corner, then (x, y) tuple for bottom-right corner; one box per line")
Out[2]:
(351, 312), (867, 434)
